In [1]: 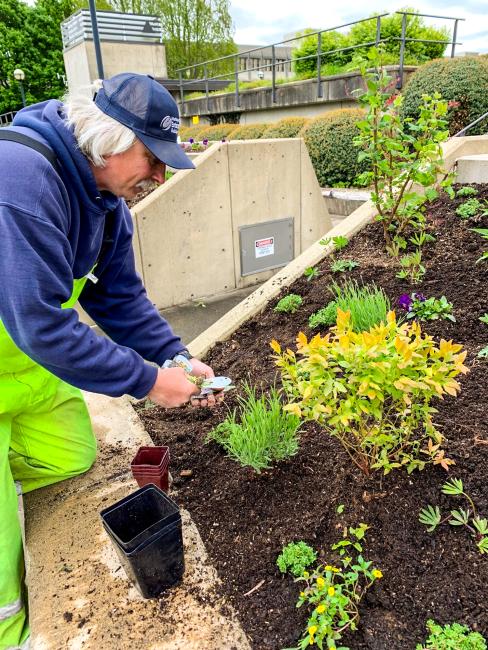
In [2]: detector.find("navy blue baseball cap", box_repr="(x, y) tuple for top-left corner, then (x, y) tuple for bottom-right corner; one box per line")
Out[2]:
(94, 72), (194, 170)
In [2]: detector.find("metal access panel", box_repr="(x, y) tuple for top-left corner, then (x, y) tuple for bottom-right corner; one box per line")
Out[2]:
(239, 217), (294, 276)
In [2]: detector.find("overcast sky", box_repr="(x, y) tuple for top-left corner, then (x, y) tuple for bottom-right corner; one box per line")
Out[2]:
(229, 0), (488, 54)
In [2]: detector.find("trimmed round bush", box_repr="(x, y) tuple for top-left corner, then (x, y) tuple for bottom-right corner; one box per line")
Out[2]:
(262, 117), (309, 138)
(229, 123), (269, 140)
(179, 124), (205, 142)
(196, 123), (238, 141)
(401, 57), (488, 135)
(299, 108), (367, 187)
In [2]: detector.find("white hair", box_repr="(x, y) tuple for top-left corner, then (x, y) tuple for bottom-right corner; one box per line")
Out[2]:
(63, 83), (136, 167)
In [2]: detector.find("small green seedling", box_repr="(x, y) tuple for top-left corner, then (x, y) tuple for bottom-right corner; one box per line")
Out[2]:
(274, 294), (303, 314)
(331, 259), (359, 273)
(276, 541), (317, 577)
(303, 266), (320, 282)
(456, 186), (478, 198)
(480, 313), (488, 325)
(416, 618), (487, 650)
(396, 250), (426, 283)
(419, 478), (488, 554)
(478, 345), (488, 359)
(470, 228), (488, 264)
(456, 198), (482, 219)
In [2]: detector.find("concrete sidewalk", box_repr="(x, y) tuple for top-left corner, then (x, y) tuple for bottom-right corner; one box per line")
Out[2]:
(25, 393), (250, 650)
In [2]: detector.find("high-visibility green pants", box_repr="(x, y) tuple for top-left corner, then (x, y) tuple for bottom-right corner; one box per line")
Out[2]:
(0, 279), (97, 649)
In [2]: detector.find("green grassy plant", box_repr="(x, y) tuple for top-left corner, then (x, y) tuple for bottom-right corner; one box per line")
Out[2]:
(274, 294), (303, 314)
(272, 310), (468, 475)
(331, 280), (390, 332)
(206, 383), (301, 473)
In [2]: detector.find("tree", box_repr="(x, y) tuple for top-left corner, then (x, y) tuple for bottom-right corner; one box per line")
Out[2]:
(107, 0), (237, 78)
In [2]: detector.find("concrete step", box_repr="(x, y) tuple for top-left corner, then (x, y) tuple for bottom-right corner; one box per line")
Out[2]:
(322, 188), (370, 217)
(455, 154), (488, 184)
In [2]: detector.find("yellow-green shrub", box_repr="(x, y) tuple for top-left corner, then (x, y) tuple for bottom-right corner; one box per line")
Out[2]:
(272, 309), (468, 475)
(299, 108), (368, 187)
(196, 123), (237, 141)
(401, 57), (488, 135)
(262, 117), (309, 138)
(229, 123), (268, 140)
(179, 124), (205, 141)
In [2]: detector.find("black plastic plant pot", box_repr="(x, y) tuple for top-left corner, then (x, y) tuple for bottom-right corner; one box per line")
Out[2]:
(100, 484), (184, 598)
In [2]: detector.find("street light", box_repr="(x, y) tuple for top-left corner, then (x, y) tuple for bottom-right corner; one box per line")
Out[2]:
(14, 68), (26, 107)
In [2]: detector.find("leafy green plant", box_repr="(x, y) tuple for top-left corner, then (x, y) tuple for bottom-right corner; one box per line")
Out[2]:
(396, 250), (426, 284)
(300, 108), (369, 187)
(272, 310), (468, 475)
(320, 235), (349, 251)
(478, 346), (488, 359)
(479, 313), (488, 325)
(331, 259), (359, 273)
(456, 186), (478, 198)
(354, 48), (454, 259)
(304, 266), (321, 282)
(274, 294), (303, 314)
(401, 56), (488, 136)
(416, 619), (487, 650)
(419, 478), (488, 555)
(471, 228), (488, 264)
(456, 198), (483, 219)
(277, 541), (317, 577)
(283, 523), (383, 649)
(308, 302), (338, 330)
(398, 293), (455, 322)
(196, 123), (237, 141)
(206, 383), (301, 473)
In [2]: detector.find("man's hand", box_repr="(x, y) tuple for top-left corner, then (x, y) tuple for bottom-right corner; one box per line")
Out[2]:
(147, 367), (200, 408)
(188, 357), (224, 409)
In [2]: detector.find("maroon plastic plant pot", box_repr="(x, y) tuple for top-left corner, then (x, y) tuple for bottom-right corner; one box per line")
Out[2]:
(131, 446), (170, 493)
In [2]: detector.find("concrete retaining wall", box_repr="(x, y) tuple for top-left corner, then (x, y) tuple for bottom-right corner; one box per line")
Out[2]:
(130, 139), (331, 310)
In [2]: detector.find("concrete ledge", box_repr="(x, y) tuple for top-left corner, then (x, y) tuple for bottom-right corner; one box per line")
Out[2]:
(26, 393), (250, 650)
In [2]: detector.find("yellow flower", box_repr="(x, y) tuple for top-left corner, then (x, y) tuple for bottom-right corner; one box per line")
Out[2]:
(316, 604), (326, 614)
(316, 577), (325, 588)
(308, 639), (314, 646)
(308, 625), (318, 636)
(324, 565), (340, 573)
(303, 571), (310, 579)
(372, 569), (383, 579)
(300, 591), (305, 598)
(328, 586), (335, 597)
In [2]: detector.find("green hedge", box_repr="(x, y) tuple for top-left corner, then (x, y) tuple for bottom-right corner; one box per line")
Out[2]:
(179, 124), (205, 141)
(229, 123), (269, 140)
(401, 56), (488, 135)
(262, 117), (309, 138)
(299, 108), (367, 187)
(196, 123), (238, 141)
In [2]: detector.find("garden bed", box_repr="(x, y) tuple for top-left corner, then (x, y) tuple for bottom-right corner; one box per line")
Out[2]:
(137, 185), (488, 649)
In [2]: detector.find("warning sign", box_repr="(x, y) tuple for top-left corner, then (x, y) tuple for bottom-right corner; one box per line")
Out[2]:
(255, 237), (275, 258)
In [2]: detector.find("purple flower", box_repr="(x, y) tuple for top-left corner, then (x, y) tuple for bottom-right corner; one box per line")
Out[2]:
(202, 138), (208, 146)
(413, 293), (426, 302)
(189, 137), (194, 144)
(221, 137), (226, 142)
(398, 293), (413, 311)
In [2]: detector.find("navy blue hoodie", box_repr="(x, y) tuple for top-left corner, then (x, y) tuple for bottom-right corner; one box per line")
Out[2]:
(0, 99), (185, 398)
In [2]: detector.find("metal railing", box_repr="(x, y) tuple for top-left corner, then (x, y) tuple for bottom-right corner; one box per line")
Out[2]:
(175, 11), (463, 116)
(0, 111), (17, 127)
(454, 110), (488, 137)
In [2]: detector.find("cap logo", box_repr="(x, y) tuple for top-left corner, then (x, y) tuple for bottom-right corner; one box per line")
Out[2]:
(160, 115), (180, 134)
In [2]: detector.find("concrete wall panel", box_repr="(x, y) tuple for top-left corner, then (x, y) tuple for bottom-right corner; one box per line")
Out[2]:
(300, 139), (332, 247)
(132, 145), (235, 309)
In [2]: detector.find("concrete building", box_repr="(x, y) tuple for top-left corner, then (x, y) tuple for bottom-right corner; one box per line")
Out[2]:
(61, 9), (168, 94)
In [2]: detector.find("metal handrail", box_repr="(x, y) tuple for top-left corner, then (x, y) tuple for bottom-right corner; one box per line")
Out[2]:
(454, 111), (488, 137)
(176, 11), (463, 116)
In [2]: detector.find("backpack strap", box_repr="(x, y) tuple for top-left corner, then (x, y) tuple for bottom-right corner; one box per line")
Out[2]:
(0, 130), (59, 171)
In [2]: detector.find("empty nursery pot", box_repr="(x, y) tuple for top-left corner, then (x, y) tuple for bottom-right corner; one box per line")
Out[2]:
(100, 484), (184, 598)
(131, 446), (170, 492)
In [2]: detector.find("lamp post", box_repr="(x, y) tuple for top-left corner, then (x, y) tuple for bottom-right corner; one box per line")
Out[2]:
(13, 68), (26, 107)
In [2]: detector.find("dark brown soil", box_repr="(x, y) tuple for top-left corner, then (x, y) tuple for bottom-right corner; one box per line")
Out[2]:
(137, 185), (488, 650)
